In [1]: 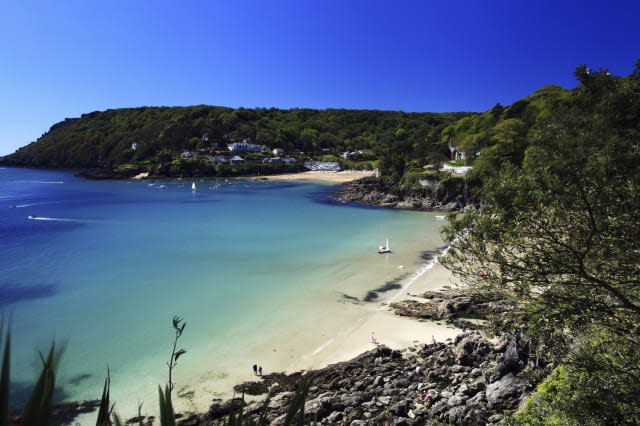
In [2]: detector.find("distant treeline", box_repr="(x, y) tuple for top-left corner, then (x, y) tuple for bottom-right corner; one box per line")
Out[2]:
(1, 107), (464, 177)
(0, 64), (624, 187)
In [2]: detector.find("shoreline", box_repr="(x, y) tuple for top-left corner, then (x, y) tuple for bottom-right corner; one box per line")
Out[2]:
(168, 258), (461, 419)
(247, 170), (375, 183)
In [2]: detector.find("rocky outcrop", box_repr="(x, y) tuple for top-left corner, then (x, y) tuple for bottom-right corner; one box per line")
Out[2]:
(175, 331), (543, 425)
(333, 176), (469, 211)
(389, 288), (519, 330)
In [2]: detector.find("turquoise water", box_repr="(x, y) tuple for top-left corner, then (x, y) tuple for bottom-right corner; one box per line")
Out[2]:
(0, 167), (443, 418)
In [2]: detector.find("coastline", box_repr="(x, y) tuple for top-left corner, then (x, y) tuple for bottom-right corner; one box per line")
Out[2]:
(169, 260), (462, 418)
(248, 170), (375, 183)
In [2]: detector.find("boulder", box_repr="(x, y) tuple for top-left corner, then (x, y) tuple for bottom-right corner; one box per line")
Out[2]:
(485, 373), (527, 409)
(496, 334), (530, 378)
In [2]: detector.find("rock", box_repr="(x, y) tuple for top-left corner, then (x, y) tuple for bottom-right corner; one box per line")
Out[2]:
(373, 375), (384, 387)
(326, 411), (343, 422)
(487, 413), (504, 423)
(463, 408), (490, 426)
(496, 334), (530, 378)
(486, 373), (527, 409)
(304, 396), (334, 419)
(377, 395), (391, 405)
(447, 394), (467, 407)
(446, 405), (468, 423)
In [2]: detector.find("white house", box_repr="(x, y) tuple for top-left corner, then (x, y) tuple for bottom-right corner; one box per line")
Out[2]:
(228, 142), (262, 153)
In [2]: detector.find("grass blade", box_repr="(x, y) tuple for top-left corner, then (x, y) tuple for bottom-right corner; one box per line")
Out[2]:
(22, 342), (59, 426)
(0, 322), (9, 426)
(96, 368), (111, 426)
(283, 377), (311, 426)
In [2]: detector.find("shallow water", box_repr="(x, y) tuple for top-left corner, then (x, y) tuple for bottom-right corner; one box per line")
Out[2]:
(0, 167), (444, 418)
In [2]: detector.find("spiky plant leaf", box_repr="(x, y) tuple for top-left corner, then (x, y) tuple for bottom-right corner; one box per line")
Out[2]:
(257, 397), (270, 426)
(96, 368), (111, 426)
(173, 349), (186, 363)
(283, 377), (311, 426)
(0, 323), (10, 426)
(158, 384), (175, 426)
(22, 342), (60, 426)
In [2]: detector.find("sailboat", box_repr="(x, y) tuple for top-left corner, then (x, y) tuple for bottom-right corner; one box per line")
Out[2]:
(192, 182), (197, 191)
(377, 238), (391, 254)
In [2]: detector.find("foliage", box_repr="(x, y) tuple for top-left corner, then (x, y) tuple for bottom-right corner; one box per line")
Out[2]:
(158, 385), (176, 426)
(2, 106), (467, 182)
(443, 61), (640, 423)
(167, 316), (187, 393)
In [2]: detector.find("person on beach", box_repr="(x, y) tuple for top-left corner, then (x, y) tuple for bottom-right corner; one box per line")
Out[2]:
(258, 366), (263, 376)
(371, 332), (378, 345)
(432, 335), (436, 345)
(253, 364), (258, 375)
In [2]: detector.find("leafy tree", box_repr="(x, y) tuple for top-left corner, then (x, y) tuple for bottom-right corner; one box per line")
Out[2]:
(443, 62), (640, 423)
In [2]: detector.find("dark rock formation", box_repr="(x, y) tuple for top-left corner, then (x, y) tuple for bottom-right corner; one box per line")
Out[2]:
(173, 330), (544, 425)
(332, 176), (469, 211)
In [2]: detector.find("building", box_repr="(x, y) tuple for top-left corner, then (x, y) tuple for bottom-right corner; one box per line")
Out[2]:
(181, 151), (195, 159)
(228, 138), (262, 153)
(272, 148), (284, 156)
(131, 143), (138, 151)
(210, 155), (227, 164)
(230, 155), (244, 164)
(304, 161), (341, 171)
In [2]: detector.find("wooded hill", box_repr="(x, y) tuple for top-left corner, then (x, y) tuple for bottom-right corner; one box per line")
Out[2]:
(1, 107), (469, 178)
(0, 80), (575, 182)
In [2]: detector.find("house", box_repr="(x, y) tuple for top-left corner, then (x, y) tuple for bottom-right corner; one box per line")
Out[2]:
(228, 139), (262, 153)
(440, 164), (473, 175)
(263, 157), (282, 164)
(283, 157), (296, 165)
(201, 133), (209, 142)
(272, 148), (284, 156)
(341, 151), (363, 160)
(304, 161), (341, 171)
(181, 151), (195, 159)
(449, 145), (480, 161)
(210, 155), (227, 164)
(131, 143), (138, 151)
(230, 155), (244, 164)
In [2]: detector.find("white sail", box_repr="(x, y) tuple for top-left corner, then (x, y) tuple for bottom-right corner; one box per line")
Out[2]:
(192, 182), (196, 191)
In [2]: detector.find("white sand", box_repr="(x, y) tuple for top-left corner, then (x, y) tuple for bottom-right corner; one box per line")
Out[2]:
(132, 172), (149, 179)
(255, 170), (375, 183)
(172, 263), (461, 416)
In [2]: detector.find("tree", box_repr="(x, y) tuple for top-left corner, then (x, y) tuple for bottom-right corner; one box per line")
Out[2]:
(443, 63), (640, 423)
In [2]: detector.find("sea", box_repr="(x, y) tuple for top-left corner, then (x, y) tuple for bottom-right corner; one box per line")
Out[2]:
(0, 166), (445, 419)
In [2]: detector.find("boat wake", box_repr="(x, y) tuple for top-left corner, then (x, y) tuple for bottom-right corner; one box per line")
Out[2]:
(28, 216), (82, 222)
(34, 181), (64, 184)
(15, 201), (59, 208)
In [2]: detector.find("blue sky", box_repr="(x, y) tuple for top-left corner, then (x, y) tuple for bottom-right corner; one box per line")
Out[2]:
(1, 0), (638, 155)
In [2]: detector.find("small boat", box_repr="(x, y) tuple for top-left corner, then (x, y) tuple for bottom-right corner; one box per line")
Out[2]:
(192, 182), (197, 191)
(377, 238), (391, 254)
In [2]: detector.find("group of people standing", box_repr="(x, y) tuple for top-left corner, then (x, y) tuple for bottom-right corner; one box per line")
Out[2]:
(252, 364), (263, 376)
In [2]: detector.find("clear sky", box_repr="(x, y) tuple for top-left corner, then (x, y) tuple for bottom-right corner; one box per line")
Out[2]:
(1, 0), (638, 155)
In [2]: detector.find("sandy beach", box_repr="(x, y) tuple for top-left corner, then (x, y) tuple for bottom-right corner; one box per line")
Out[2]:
(174, 262), (462, 415)
(255, 170), (375, 183)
